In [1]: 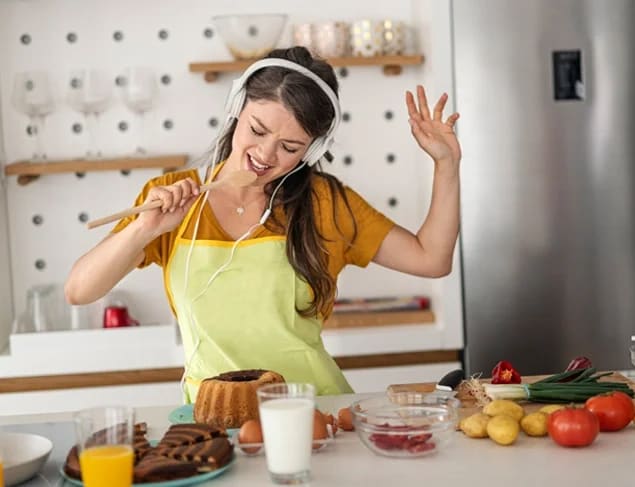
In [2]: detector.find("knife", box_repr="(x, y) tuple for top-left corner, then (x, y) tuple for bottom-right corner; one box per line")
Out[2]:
(435, 369), (465, 393)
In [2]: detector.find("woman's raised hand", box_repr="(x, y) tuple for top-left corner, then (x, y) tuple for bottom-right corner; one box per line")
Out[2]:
(137, 177), (200, 236)
(406, 85), (461, 167)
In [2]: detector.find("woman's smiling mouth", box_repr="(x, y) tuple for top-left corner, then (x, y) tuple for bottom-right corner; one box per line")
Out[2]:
(247, 154), (272, 175)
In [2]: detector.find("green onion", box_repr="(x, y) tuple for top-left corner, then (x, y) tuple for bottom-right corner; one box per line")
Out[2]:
(483, 368), (634, 403)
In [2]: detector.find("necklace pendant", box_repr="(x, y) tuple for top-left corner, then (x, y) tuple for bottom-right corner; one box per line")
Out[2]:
(236, 206), (245, 216)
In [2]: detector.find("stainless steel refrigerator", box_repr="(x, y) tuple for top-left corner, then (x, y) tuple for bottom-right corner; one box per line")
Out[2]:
(453, 0), (635, 375)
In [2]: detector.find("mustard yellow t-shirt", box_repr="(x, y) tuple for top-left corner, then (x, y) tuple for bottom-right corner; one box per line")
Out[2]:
(113, 168), (395, 317)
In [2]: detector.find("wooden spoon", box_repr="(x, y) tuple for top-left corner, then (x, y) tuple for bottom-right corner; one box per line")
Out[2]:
(86, 170), (257, 229)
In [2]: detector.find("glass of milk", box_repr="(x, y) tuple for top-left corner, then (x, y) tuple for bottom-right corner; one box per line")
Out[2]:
(257, 383), (316, 484)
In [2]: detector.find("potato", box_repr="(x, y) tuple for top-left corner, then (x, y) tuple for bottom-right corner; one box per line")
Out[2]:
(520, 412), (548, 437)
(483, 399), (525, 422)
(539, 404), (566, 415)
(459, 412), (491, 438)
(486, 414), (520, 446)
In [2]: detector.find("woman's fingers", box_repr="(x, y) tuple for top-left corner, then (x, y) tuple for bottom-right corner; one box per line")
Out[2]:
(433, 93), (448, 121)
(149, 179), (200, 213)
(405, 90), (420, 119)
(152, 187), (178, 212)
(445, 112), (460, 127)
(416, 85), (432, 121)
(175, 178), (199, 207)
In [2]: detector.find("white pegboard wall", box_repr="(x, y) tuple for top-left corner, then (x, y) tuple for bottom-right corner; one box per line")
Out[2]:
(0, 0), (460, 332)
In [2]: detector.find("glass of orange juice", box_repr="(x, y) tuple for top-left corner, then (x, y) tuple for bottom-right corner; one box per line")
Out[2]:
(73, 406), (135, 487)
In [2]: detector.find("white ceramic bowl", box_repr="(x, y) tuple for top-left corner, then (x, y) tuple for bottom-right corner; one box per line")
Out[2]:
(212, 14), (287, 60)
(0, 432), (53, 486)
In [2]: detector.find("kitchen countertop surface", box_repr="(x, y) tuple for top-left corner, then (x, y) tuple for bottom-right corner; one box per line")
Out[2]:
(2, 392), (635, 487)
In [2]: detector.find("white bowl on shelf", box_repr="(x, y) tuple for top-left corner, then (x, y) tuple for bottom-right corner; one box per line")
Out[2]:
(212, 14), (288, 60)
(0, 432), (53, 486)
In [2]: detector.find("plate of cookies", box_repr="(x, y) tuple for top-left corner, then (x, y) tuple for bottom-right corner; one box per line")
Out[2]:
(61, 423), (235, 486)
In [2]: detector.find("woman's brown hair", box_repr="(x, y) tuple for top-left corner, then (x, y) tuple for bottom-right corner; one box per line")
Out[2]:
(212, 46), (357, 317)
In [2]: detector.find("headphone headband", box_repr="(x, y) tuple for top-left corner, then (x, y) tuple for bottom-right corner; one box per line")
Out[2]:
(223, 58), (341, 166)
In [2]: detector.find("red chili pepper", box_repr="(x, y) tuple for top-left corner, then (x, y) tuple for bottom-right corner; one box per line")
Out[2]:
(491, 360), (522, 384)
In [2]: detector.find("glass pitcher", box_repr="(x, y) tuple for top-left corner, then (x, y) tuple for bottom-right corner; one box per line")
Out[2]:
(11, 284), (67, 333)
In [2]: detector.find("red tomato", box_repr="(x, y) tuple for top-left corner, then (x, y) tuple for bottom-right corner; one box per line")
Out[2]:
(585, 391), (635, 432)
(547, 407), (599, 447)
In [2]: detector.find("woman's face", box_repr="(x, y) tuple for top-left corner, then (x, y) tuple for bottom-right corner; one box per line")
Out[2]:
(227, 99), (313, 186)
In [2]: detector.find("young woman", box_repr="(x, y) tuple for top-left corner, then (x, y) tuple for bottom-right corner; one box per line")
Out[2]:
(65, 46), (461, 400)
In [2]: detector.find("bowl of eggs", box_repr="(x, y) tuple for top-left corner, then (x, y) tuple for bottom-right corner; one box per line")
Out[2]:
(212, 14), (288, 60)
(233, 409), (336, 455)
(350, 392), (460, 458)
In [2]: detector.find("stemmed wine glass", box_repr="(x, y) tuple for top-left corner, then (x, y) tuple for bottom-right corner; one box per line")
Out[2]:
(11, 71), (55, 161)
(121, 67), (158, 157)
(67, 69), (112, 159)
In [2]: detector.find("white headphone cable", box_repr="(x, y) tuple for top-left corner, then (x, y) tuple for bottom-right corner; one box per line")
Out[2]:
(179, 219), (260, 395)
(179, 139), (221, 396)
(178, 137), (309, 396)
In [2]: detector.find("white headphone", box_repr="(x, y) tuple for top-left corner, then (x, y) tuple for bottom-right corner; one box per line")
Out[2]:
(223, 58), (342, 167)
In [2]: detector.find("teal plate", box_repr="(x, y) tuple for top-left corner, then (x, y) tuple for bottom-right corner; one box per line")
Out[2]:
(167, 404), (238, 436)
(168, 404), (195, 424)
(60, 453), (235, 487)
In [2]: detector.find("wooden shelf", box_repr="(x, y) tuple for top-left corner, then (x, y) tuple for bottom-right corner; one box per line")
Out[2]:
(4, 154), (189, 185)
(189, 54), (424, 82)
(324, 309), (434, 330)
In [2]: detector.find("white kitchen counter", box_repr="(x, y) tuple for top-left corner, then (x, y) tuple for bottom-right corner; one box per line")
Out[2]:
(2, 393), (635, 487)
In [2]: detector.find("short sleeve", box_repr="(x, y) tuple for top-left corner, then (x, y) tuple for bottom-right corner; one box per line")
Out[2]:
(339, 186), (395, 267)
(111, 169), (201, 269)
(313, 176), (395, 272)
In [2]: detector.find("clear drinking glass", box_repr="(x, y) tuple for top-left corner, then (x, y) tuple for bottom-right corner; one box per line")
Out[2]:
(121, 67), (158, 157)
(257, 383), (315, 485)
(73, 406), (135, 487)
(67, 69), (112, 159)
(11, 71), (55, 161)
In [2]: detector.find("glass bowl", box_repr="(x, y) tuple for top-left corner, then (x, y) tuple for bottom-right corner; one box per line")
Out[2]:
(350, 393), (460, 458)
(212, 14), (288, 60)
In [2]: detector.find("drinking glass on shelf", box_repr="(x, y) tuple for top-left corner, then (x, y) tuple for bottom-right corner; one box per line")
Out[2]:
(121, 67), (158, 157)
(257, 383), (315, 485)
(73, 406), (135, 487)
(67, 69), (113, 159)
(11, 71), (55, 161)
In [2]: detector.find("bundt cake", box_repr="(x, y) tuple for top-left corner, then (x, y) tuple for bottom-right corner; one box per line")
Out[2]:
(194, 369), (285, 429)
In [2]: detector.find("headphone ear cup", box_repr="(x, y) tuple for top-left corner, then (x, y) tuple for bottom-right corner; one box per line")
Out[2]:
(304, 135), (336, 166)
(303, 137), (325, 166)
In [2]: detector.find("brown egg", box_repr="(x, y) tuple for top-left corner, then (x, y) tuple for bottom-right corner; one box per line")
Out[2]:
(337, 407), (355, 431)
(312, 409), (329, 450)
(238, 419), (263, 454)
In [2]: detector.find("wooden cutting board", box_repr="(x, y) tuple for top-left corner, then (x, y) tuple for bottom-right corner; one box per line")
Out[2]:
(387, 372), (635, 422)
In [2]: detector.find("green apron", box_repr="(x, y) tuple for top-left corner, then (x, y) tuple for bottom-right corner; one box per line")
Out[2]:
(166, 194), (353, 403)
